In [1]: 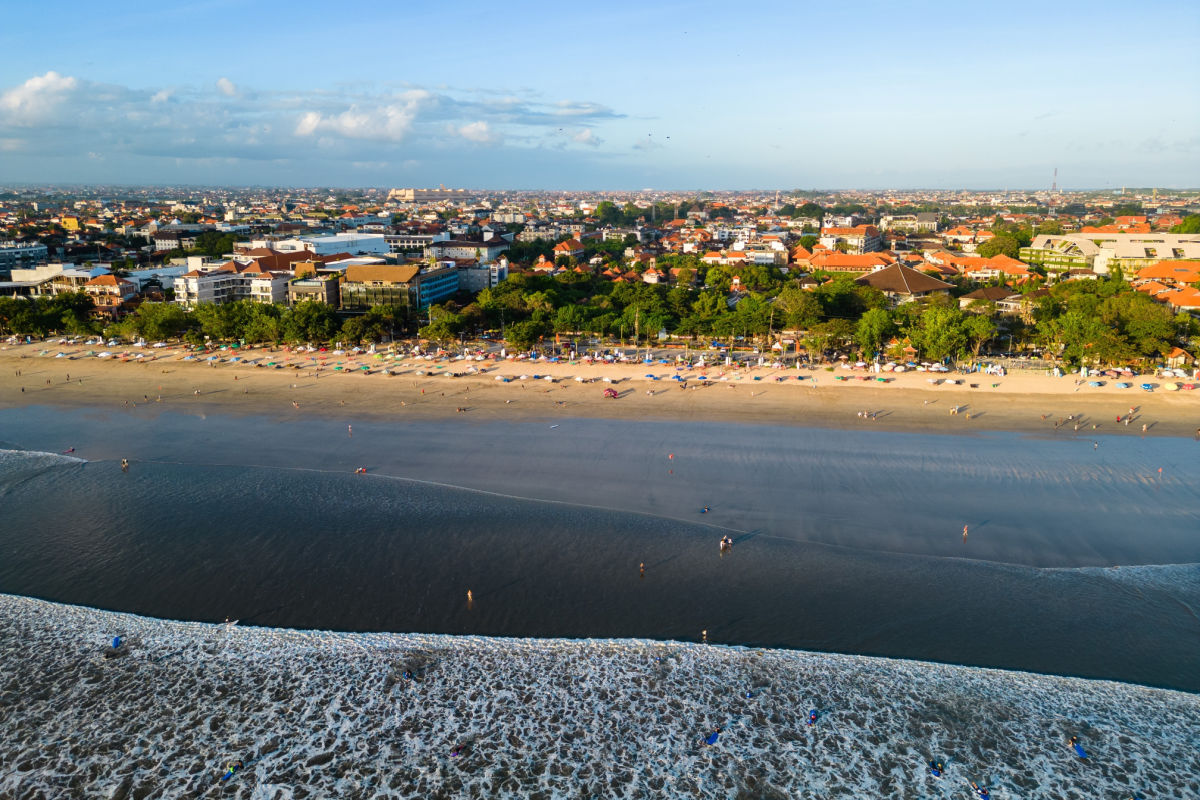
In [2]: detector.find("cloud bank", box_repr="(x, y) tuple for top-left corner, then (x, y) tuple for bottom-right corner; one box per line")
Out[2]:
(0, 71), (622, 173)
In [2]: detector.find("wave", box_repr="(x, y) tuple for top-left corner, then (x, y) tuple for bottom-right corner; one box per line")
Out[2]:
(2, 594), (1196, 799)
(0, 447), (87, 465)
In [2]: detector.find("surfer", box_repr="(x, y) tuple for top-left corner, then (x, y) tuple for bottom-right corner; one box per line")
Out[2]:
(221, 759), (244, 781)
(1069, 736), (1088, 759)
(121, 458), (128, 472)
(701, 506), (709, 514)
(969, 781), (991, 799)
(639, 562), (645, 578)
(63, 447), (74, 454)
(807, 709), (818, 726)
(962, 524), (968, 542)
(928, 760), (944, 777)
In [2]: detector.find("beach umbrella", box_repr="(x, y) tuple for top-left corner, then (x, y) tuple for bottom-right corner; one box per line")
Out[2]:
(1163, 382), (1179, 391)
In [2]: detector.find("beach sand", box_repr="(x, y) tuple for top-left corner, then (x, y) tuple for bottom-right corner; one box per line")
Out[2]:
(3, 340), (1197, 437)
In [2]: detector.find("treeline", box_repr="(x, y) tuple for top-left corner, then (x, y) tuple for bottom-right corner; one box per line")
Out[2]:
(4, 273), (1194, 367)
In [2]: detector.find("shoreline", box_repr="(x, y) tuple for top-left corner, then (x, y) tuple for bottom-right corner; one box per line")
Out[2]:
(3, 341), (1198, 438)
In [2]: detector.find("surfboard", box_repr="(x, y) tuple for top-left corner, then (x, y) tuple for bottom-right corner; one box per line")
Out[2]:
(704, 730), (719, 745)
(1073, 742), (1088, 759)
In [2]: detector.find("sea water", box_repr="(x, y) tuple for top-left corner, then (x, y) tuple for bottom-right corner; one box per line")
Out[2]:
(1, 406), (1198, 694)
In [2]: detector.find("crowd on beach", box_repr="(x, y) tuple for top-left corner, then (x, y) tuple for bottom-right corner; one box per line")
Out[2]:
(4, 335), (1198, 443)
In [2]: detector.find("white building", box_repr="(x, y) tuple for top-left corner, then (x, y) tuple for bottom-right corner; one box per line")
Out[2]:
(275, 233), (389, 257)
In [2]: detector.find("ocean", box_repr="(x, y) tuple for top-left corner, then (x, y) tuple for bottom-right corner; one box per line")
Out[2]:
(2, 405), (1198, 693)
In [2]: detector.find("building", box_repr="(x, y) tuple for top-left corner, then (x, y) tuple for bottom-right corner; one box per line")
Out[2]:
(879, 213), (939, 233)
(457, 258), (509, 293)
(83, 274), (138, 315)
(387, 187), (473, 204)
(818, 225), (882, 254)
(275, 233), (389, 257)
(854, 264), (953, 306)
(0, 241), (49, 272)
(1022, 232), (1200, 275)
(339, 263), (460, 311)
(428, 235), (510, 261)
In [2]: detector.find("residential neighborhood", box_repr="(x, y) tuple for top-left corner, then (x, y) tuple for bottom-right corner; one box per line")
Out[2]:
(1, 185), (1198, 365)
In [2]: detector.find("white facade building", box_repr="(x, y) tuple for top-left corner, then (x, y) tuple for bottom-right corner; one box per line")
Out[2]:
(275, 233), (389, 257)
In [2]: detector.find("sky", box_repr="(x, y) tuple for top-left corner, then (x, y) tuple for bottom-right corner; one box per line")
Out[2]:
(0, 0), (1197, 190)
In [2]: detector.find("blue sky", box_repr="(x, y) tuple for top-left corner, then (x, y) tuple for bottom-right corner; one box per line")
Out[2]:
(1, 0), (1196, 189)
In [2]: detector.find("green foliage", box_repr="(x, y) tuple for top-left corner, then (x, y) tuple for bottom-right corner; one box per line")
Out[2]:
(191, 231), (236, 258)
(504, 319), (547, 350)
(109, 301), (190, 341)
(977, 234), (1021, 259)
(418, 305), (465, 344)
(1171, 215), (1200, 234)
(914, 306), (966, 361)
(0, 293), (97, 337)
(854, 308), (895, 356)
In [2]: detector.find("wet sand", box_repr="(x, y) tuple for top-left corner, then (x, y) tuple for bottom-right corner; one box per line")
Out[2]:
(3, 341), (1198, 437)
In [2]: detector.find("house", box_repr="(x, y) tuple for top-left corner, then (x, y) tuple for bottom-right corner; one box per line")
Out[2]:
(1164, 347), (1194, 368)
(818, 225), (882, 254)
(959, 286), (1018, 311)
(83, 274), (138, 315)
(806, 251), (894, 273)
(854, 264), (953, 305)
(552, 239), (585, 261)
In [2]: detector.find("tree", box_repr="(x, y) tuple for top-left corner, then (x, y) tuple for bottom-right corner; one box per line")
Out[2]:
(962, 314), (996, 357)
(798, 234), (819, 250)
(916, 306), (966, 361)
(284, 301), (339, 343)
(1034, 220), (1064, 236)
(112, 301), (190, 341)
(977, 234), (1021, 259)
(775, 285), (821, 330)
(419, 305), (465, 344)
(504, 319), (546, 350)
(1171, 215), (1200, 234)
(854, 308), (894, 357)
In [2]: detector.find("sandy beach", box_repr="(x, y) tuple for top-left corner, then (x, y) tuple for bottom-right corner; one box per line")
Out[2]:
(3, 340), (1197, 438)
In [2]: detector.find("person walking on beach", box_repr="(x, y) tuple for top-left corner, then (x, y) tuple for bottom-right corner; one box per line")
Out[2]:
(348, 424), (352, 437)
(121, 458), (128, 472)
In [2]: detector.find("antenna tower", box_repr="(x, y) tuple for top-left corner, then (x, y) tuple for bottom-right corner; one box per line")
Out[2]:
(1051, 168), (1058, 194)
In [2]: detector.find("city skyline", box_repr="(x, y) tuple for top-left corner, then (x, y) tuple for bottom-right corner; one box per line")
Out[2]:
(1, 0), (1197, 190)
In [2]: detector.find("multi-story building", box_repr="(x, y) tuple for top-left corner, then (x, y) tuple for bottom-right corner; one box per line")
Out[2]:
(83, 274), (138, 315)
(879, 213), (939, 233)
(818, 225), (882, 254)
(428, 235), (510, 261)
(0, 241), (49, 272)
(387, 187), (473, 204)
(1022, 232), (1200, 275)
(339, 263), (460, 311)
(275, 233), (389, 257)
(457, 258), (509, 293)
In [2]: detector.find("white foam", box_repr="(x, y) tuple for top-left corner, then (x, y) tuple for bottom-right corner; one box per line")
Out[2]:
(0, 447), (86, 465)
(1, 594), (1196, 798)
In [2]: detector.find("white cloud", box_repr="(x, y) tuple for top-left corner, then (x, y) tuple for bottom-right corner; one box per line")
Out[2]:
(0, 71), (78, 125)
(572, 129), (601, 147)
(0, 72), (624, 171)
(456, 120), (497, 144)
